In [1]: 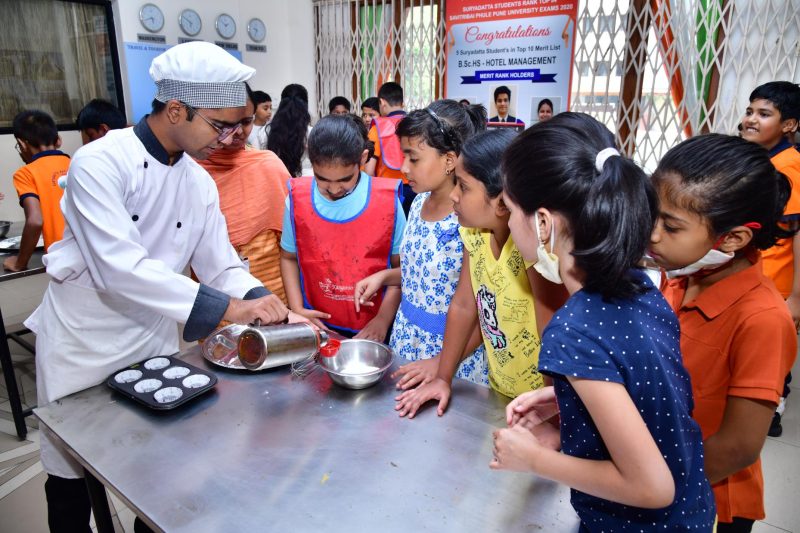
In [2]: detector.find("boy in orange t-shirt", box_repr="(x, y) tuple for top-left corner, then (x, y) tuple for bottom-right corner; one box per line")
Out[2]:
(3, 110), (69, 272)
(741, 81), (800, 437)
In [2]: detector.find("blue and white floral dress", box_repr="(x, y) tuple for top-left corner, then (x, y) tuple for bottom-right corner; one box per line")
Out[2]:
(389, 193), (488, 385)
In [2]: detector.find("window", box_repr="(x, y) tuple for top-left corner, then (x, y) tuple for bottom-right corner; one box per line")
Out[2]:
(0, 0), (124, 131)
(314, 0), (444, 115)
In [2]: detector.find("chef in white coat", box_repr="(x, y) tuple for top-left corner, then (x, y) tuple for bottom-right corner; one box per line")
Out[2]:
(26, 42), (290, 532)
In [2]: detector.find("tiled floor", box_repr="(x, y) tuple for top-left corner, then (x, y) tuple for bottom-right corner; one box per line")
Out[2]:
(1, 274), (799, 532)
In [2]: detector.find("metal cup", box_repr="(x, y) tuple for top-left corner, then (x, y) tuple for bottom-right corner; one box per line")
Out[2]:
(237, 322), (329, 371)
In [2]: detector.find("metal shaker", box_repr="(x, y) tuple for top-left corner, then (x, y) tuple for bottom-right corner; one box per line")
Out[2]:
(237, 322), (329, 370)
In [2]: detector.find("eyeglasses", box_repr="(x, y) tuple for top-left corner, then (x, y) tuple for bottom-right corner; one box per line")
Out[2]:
(182, 103), (241, 142)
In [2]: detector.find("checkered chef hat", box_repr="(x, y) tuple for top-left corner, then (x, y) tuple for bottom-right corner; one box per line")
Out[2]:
(150, 41), (255, 108)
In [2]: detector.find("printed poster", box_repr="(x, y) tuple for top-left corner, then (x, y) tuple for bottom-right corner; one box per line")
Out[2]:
(445, 0), (578, 127)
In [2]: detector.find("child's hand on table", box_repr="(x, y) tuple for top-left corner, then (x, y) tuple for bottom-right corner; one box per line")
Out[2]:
(287, 311), (311, 324)
(394, 377), (451, 418)
(391, 357), (439, 390)
(3, 255), (24, 272)
(292, 308), (331, 330)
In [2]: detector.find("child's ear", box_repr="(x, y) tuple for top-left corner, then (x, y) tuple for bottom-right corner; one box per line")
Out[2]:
(445, 151), (457, 174)
(359, 148), (369, 167)
(719, 226), (754, 253)
(781, 117), (798, 135)
(55, 136), (62, 149)
(493, 194), (509, 216)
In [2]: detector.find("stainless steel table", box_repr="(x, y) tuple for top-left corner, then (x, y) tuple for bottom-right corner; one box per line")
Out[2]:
(36, 348), (580, 532)
(1, 221), (46, 439)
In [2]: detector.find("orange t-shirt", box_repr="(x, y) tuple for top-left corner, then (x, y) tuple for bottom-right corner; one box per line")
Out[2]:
(368, 113), (407, 182)
(12, 151), (69, 250)
(662, 252), (797, 522)
(761, 145), (800, 297)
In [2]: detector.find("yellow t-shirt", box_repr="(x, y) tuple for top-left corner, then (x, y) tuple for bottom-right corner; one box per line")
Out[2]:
(460, 227), (543, 397)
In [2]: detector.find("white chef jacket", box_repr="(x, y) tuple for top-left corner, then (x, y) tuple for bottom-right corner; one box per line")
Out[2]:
(26, 119), (269, 478)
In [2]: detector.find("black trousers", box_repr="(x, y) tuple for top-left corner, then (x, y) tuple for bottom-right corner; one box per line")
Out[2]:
(45, 474), (155, 533)
(717, 517), (756, 533)
(45, 475), (91, 533)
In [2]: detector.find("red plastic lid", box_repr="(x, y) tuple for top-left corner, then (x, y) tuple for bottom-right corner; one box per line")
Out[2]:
(319, 338), (341, 357)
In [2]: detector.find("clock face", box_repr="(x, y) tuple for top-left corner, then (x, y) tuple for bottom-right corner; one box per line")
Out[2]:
(215, 13), (236, 40)
(247, 18), (266, 43)
(139, 3), (164, 33)
(179, 9), (202, 37)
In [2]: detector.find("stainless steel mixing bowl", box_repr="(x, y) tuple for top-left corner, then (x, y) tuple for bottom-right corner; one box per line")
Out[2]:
(318, 339), (395, 389)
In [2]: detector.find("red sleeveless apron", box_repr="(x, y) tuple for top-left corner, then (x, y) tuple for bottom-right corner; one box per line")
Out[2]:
(372, 116), (404, 170)
(290, 175), (399, 332)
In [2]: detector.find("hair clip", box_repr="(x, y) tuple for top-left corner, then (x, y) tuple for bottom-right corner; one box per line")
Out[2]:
(424, 108), (457, 149)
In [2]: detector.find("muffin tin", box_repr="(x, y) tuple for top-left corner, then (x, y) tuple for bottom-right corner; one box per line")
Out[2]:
(107, 355), (217, 410)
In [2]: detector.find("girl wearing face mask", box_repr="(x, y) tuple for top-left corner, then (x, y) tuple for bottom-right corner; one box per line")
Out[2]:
(493, 113), (716, 531)
(393, 129), (567, 419)
(649, 135), (796, 533)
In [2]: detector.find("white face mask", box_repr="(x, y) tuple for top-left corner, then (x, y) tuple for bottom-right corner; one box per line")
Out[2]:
(534, 213), (563, 284)
(664, 248), (735, 279)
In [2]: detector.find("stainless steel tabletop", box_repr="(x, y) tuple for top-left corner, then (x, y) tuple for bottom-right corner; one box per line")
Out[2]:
(0, 221), (45, 282)
(35, 348), (580, 532)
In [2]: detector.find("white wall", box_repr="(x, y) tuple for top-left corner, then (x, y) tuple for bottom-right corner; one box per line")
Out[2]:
(0, 0), (315, 222)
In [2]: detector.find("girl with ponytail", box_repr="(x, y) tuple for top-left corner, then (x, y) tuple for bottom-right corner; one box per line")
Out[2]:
(648, 134), (797, 532)
(492, 113), (715, 530)
(266, 84), (312, 177)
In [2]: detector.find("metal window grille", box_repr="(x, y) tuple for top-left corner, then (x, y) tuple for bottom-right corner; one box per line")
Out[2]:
(573, 0), (800, 170)
(313, 0), (445, 117)
(314, 0), (800, 169)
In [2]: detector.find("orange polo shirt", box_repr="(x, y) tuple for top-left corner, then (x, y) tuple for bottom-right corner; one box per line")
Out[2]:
(662, 251), (796, 522)
(761, 143), (800, 297)
(12, 150), (69, 250)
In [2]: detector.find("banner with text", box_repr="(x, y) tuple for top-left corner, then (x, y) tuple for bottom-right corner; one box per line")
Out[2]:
(445, 0), (578, 127)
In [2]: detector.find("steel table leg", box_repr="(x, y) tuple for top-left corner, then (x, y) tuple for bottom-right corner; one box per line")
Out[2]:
(0, 306), (27, 440)
(85, 469), (115, 533)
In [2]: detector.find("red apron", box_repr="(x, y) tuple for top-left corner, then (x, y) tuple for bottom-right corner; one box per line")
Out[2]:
(372, 116), (404, 170)
(290, 176), (399, 332)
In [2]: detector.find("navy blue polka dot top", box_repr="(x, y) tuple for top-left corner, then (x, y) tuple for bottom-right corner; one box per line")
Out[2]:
(539, 271), (716, 531)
